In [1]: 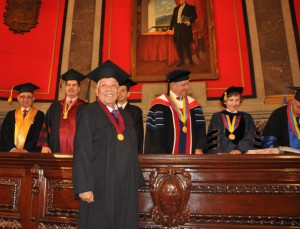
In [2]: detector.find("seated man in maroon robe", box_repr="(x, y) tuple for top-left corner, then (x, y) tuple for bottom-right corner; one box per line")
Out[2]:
(38, 69), (87, 154)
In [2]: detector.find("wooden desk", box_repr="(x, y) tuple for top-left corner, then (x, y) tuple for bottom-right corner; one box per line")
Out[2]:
(0, 153), (299, 228)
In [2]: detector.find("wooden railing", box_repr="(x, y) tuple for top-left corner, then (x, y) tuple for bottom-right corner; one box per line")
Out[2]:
(0, 153), (299, 228)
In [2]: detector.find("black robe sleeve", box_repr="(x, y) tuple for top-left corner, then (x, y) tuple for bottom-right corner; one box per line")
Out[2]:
(261, 106), (290, 148)
(144, 104), (171, 154)
(125, 104), (144, 154)
(191, 106), (207, 153)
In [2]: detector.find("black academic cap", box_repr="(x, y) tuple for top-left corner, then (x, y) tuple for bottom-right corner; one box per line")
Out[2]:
(87, 60), (129, 84)
(166, 69), (190, 83)
(220, 86), (243, 102)
(13, 83), (40, 93)
(119, 78), (137, 90)
(287, 85), (300, 101)
(61, 69), (86, 83)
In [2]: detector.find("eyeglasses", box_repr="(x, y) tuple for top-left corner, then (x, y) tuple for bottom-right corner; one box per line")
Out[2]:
(19, 95), (33, 100)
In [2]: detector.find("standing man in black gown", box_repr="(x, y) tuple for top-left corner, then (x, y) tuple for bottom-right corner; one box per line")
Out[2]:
(72, 60), (144, 229)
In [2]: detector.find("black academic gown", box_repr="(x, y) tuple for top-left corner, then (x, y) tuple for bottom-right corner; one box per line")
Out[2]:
(123, 103), (144, 153)
(261, 105), (292, 148)
(72, 101), (144, 229)
(0, 109), (44, 152)
(206, 110), (258, 153)
(144, 94), (207, 154)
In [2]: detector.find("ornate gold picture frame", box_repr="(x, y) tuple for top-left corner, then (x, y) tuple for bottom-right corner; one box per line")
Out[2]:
(131, 0), (218, 81)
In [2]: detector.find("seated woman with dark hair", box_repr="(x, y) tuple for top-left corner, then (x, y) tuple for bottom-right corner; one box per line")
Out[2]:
(206, 86), (260, 154)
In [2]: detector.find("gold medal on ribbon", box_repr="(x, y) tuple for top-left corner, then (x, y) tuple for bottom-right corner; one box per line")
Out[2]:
(63, 99), (76, 120)
(229, 133), (235, 140)
(182, 125), (187, 133)
(117, 134), (124, 141)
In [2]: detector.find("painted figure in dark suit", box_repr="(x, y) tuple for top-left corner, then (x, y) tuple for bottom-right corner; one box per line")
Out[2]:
(117, 78), (144, 154)
(169, 0), (197, 67)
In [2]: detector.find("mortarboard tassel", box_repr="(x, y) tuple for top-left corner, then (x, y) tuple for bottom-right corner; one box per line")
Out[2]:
(283, 86), (287, 105)
(7, 87), (14, 104)
(224, 92), (228, 102)
(85, 78), (92, 102)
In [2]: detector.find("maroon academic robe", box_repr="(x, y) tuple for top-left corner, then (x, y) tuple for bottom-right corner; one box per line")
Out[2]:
(38, 98), (87, 154)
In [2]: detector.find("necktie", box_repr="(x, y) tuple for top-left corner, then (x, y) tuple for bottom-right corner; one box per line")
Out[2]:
(67, 100), (72, 108)
(23, 109), (27, 118)
(176, 96), (182, 101)
(111, 110), (119, 122)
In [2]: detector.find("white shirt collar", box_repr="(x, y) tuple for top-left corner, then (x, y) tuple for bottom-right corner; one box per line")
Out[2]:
(118, 102), (128, 109)
(226, 109), (237, 113)
(66, 96), (78, 103)
(107, 104), (118, 112)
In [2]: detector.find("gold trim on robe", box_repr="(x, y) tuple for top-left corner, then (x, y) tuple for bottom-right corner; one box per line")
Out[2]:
(14, 107), (38, 149)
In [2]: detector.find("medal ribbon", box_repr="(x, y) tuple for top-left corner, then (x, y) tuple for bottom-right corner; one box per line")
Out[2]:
(168, 94), (188, 124)
(287, 102), (300, 140)
(63, 99), (77, 119)
(96, 98), (125, 134)
(221, 114), (241, 133)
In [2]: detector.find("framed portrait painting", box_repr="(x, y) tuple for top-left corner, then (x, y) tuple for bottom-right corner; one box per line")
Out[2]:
(131, 0), (218, 81)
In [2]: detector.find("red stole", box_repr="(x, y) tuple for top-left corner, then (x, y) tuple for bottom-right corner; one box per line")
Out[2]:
(59, 99), (83, 154)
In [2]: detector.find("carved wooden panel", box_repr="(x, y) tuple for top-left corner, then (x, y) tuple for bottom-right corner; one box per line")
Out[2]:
(45, 179), (78, 217)
(149, 166), (191, 227)
(139, 154), (300, 228)
(0, 178), (21, 212)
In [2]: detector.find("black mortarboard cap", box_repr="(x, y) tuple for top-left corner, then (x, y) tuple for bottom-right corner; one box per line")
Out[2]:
(61, 69), (86, 83)
(87, 60), (129, 84)
(166, 69), (190, 83)
(287, 85), (300, 101)
(119, 78), (137, 90)
(13, 83), (40, 93)
(220, 86), (243, 102)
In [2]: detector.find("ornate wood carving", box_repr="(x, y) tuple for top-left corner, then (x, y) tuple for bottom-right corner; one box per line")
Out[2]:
(3, 0), (41, 34)
(45, 180), (78, 217)
(189, 214), (300, 226)
(0, 178), (20, 212)
(0, 217), (22, 228)
(191, 184), (300, 194)
(30, 165), (44, 222)
(149, 166), (192, 227)
(39, 221), (77, 229)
